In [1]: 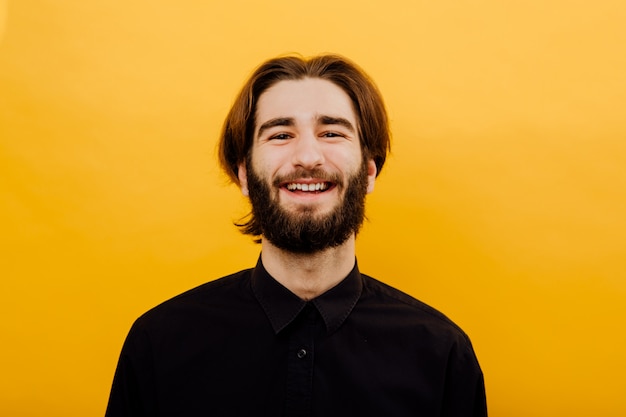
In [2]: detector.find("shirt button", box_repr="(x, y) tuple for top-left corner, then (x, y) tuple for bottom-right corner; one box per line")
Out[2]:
(297, 349), (307, 359)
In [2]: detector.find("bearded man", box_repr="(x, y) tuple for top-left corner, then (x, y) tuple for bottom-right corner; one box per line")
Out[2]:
(106, 54), (487, 417)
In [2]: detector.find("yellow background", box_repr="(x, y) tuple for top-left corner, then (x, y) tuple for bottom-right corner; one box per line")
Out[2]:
(1, 0), (625, 415)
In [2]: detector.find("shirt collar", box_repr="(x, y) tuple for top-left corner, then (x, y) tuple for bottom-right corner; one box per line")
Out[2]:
(251, 256), (363, 335)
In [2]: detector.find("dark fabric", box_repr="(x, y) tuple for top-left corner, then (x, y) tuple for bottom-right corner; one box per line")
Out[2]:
(106, 258), (487, 417)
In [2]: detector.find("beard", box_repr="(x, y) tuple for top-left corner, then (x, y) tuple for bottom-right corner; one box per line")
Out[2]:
(245, 159), (369, 254)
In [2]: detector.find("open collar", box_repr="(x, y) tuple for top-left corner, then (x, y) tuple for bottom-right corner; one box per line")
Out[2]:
(251, 256), (363, 335)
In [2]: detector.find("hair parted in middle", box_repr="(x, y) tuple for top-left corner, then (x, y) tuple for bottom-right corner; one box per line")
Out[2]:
(218, 54), (391, 185)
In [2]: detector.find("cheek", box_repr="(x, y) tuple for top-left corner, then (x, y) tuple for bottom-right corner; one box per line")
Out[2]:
(327, 147), (363, 172)
(253, 148), (289, 176)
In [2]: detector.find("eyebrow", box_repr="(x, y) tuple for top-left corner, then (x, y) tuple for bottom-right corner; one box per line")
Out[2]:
(257, 115), (356, 137)
(318, 115), (356, 133)
(257, 118), (294, 138)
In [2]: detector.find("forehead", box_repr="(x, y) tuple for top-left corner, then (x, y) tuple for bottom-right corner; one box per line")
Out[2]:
(255, 78), (357, 127)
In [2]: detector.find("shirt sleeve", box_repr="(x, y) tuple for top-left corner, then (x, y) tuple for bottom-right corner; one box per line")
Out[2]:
(440, 334), (488, 417)
(105, 321), (157, 417)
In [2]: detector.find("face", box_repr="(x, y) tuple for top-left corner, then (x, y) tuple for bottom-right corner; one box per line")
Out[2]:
(238, 78), (377, 253)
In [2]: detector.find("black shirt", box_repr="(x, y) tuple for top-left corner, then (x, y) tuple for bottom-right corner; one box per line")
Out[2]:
(106, 258), (487, 416)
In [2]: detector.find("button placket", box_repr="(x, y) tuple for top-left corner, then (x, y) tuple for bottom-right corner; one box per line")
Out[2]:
(284, 304), (317, 417)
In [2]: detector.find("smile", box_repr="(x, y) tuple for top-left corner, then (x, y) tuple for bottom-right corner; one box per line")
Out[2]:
(285, 182), (332, 192)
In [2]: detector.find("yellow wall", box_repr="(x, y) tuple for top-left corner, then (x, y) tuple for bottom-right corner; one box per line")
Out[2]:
(1, 1), (625, 415)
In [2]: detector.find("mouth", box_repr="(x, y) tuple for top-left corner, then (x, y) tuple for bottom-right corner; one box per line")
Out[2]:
(280, 180), (336, 194)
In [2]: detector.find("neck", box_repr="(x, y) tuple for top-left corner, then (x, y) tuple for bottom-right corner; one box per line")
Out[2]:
(260, 236), (357, 301)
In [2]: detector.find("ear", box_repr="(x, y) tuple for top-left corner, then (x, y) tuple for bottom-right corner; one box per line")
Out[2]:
(237, 162), (249, 196)
(366, 159), (377, 194)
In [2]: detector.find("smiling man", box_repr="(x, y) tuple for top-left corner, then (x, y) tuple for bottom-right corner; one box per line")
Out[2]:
(106, 55), (487, 417)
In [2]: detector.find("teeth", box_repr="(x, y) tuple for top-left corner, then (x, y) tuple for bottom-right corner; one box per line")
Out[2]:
(286, 182), (329, 192)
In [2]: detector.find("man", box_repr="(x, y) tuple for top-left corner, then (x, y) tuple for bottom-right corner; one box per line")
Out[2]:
(106, 54), (487, 416)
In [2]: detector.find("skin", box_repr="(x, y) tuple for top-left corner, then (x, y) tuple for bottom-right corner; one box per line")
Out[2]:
(238, 78), (377, 300)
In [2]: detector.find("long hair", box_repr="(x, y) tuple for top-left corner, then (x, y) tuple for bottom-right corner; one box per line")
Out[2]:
(218, 54), (391, 185)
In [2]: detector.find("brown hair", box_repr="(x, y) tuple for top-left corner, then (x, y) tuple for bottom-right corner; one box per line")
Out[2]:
(218, 54), (391, 184)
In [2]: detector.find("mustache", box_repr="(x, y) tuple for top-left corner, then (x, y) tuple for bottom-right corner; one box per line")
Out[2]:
(272, 168), (343, 187)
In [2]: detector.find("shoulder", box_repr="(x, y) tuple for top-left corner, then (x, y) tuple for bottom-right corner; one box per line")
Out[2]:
(131, 268), (254, 332)
(359, 274), (473, 344)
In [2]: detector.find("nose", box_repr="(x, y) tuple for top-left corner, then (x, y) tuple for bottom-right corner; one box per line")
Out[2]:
(292, 133), (324, 169)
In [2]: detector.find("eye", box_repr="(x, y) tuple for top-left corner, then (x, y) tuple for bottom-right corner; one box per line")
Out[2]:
(270, 133), (293, 140)
(320, 131), (345, 138)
